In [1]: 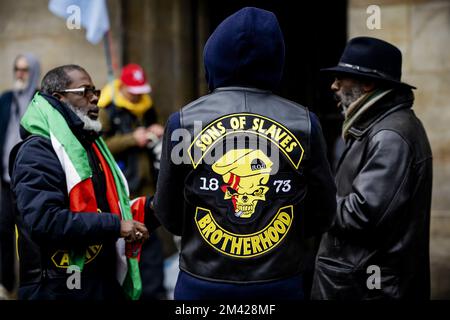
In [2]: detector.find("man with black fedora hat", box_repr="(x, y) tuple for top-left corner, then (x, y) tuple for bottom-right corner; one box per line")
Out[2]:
(311, 37), (432, 299)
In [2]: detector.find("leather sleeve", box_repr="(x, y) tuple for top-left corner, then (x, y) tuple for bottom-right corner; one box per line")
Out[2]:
(11, 136), (121, 247)
(143, 195), (161, 232)
(333, 130), (413, 236)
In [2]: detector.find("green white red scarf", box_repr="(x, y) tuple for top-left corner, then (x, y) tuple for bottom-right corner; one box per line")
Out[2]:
(21, 93), (144, 300)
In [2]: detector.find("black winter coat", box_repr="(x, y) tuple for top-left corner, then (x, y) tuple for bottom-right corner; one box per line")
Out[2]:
(312, 88), (432, 300)
(10, 94), (123, 300)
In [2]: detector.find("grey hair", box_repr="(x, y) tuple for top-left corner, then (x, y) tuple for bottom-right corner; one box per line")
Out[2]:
(40, 64), (87, 95)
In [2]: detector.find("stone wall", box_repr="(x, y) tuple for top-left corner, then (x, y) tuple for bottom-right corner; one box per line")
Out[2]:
(121, 0), (204, 123)
(0, 0), (200, 124)
(0, 0), (122, 93)
(349, 0), (450, 298)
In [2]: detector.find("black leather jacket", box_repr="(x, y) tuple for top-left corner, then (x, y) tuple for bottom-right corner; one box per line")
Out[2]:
(154, 86), (336, 283)
(312, 88), (432, 299)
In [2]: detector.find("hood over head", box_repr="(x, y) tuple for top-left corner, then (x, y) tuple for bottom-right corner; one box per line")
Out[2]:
(14, 52), (41, 94)
(203, 7), (285, 92)
(12, 52), (41, 115)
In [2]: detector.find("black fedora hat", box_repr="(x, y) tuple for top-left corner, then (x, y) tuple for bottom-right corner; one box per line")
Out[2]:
(322, 36), (416, 89)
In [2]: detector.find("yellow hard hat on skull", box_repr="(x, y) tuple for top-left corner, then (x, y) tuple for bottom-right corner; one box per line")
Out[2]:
(212, 149), (273, 178)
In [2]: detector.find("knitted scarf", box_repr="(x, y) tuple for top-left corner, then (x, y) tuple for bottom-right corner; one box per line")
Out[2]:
(342, 88), (393, 140)
(20, 93), (143, 300)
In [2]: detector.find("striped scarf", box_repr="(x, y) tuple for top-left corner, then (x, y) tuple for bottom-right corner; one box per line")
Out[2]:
(20, 93), (143, 300)
(342, 89), (393, 140)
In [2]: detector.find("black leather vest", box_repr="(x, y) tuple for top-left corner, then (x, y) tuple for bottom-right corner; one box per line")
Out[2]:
(176, 87), (315, 283)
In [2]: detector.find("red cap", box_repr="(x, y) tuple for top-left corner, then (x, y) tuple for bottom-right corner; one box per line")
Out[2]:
(120, 63), (152, 94)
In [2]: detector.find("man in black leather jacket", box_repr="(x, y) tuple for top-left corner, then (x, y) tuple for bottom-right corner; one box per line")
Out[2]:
(153, 7), (336, 300)
(311, 37), (432, 300)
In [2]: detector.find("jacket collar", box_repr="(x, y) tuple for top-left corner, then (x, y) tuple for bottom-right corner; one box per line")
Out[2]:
(346, 88), (414, 139)
(213, 86), (272, 94)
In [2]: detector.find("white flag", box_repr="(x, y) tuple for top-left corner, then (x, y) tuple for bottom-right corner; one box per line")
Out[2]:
(49, 0), (110, 44)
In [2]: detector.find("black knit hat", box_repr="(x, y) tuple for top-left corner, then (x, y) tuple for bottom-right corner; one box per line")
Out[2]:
(322, 36), (415, 89)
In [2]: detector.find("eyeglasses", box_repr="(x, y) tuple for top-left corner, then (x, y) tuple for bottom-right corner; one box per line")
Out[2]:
(57, 87), (101, 98)
(14, 67), (29, 72)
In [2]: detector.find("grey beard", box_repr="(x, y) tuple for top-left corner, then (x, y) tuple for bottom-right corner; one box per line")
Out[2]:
(336, 85), (364, 111)
(66, 103), (102, 133)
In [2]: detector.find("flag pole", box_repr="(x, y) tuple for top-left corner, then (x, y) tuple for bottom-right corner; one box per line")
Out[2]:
(103, 30), (116, 83)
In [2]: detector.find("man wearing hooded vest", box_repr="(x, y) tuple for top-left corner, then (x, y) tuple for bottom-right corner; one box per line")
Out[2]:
(152, 7), (336, 300)
(0, 53), (40, 298)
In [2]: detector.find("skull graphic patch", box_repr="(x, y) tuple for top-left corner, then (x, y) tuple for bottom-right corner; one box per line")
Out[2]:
(212, 149), (273, 218)
(188, 113), (305, 257)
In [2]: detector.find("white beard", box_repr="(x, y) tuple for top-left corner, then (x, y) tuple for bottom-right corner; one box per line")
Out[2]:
(66, 103), (102, 133)
(13, 78), (28, 91)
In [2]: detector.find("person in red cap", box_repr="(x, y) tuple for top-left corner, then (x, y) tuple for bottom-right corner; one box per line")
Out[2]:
(98, 63), (166, 299)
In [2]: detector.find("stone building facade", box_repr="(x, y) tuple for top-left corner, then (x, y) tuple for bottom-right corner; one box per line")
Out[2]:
(349, 0), (450, 298)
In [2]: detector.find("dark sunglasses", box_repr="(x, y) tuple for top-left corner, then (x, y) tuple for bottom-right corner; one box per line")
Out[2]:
(57, 87), (101, 98)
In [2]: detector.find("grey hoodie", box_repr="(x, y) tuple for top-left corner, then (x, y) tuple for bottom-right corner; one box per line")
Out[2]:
(2, 53), (41, 182)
